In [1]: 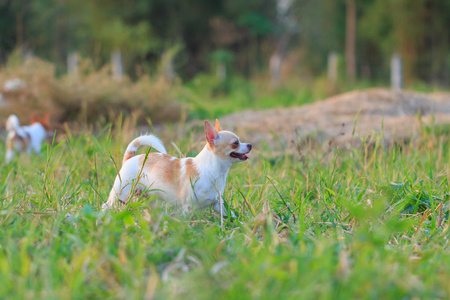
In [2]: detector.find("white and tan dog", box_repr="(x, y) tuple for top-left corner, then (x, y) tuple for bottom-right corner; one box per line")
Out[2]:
(5, 114), (50, 163)
(102, 120), (252, 220)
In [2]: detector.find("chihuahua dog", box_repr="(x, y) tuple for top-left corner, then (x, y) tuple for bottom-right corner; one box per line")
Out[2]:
(102, 120), (252, 221)
(5, 114), (50, 163)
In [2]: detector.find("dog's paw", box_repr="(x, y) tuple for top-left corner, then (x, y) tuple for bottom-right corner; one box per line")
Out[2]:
(101, 202), (110, 210)
(213, 201), (237, 218)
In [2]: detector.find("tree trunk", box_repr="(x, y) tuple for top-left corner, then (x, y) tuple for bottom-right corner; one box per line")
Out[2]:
(327, 52), (338, 86)
(270, 35), (290, 87)
(216, 62), (226, 82)
(270, 50), (282, 87)
(67, 52), (79, 79)
(345, 0), (356, 82)
(111, 50), (123, 80)
(390, 53), (402, 90)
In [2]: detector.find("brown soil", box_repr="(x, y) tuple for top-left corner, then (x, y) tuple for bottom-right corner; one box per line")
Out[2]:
(218, 88), (450, 148)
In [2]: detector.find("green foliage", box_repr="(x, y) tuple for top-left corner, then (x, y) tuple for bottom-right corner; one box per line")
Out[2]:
(359, 0), (450, 83)
(209, 49), (234, 64)
(237, 12), (273, 37)
(292, 0), (345, 75)
(0, 115), (449, 298)
(183, 74), (318, 119)
(0, 0), (448, 84)
(97, 19), (156, 55)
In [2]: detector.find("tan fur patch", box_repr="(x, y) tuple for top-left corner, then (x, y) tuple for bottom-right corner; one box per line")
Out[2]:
(212, 131), (239, 158)
(139, 153), (182, 185)
(123, 139), (145, 164)
(31, 113), (51, 131)
(162, 155), (181, 183)
(215, 119), (222, 132)
(185, 158), (199, 179)
(136, 153), (200, 199)
(122, 151), (136, 164)
(132, 139), (141, 148)
(206, 143), (214, 151)
(230, 140), (239, 149)
(138, 153), (161, 167)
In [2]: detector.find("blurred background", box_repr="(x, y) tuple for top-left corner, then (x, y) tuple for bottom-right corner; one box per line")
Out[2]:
(0, 0), (448, 127)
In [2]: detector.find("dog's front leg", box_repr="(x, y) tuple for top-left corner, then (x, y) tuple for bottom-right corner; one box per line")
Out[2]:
(213, 196), (235, 221)
(219, 195), (224, 228)
(213, 197), (226, 217)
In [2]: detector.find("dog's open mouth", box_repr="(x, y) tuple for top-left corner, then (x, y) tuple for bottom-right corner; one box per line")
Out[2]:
(230, 152), (249, 161)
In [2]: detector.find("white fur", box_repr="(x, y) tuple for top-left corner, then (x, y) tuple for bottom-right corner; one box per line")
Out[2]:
(103, 145), (235, 212)
(127, 135), (167, 154)
(102, 128), (252, 218)
(6, 114), (20, 132)
(5, 114), (48, 163)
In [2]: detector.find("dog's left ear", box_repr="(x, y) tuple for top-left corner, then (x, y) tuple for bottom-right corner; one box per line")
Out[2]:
(43, 112), (50, 122)
(215, 119), (222, 132)
(205, 120), (219, 145)
(40, 113), (50, 130)
(30, 113), (39, 124)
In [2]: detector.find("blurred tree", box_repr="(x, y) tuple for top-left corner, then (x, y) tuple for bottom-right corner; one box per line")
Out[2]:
(144, 0), (223, 77)
(345, 0), (356, 82)
(0, 0), (448, 85)
(359, 0), (450, 85)
(270, 0), (299, 87)
(291, 0), (345, 76)
(0, 0), (17, 62)
(221, 0), (276, 76)
(209, 49), (233, 82)
(67, 0), (159, 73)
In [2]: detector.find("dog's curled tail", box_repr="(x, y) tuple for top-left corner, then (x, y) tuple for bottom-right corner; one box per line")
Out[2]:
(122, 135), (167, 164)
(6, 114), (20, 132)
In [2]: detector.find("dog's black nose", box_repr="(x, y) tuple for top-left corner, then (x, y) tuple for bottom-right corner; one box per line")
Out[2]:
(248, 144), (252, 150)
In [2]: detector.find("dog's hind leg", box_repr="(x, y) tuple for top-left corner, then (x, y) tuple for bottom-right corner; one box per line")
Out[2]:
(102, 176), (133, 209)
(5, 149), (15, 164)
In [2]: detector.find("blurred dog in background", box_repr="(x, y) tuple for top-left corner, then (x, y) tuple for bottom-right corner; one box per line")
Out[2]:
(5, 113), (51, 163)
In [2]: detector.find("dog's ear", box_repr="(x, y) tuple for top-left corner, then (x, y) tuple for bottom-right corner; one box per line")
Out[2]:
(205, 120), (219, 145)
(40, 113), (50, 129)
(43, 112), (50, 122)
(215, 119), (222, 132)
(30, 113), (39, 124)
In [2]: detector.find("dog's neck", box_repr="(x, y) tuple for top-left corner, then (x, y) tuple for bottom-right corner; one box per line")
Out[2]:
(194, 144), (232, 177)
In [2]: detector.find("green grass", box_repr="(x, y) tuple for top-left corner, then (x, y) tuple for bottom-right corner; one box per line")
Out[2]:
(0, 119), (449, 299)
(182, 75), (318, 120)
(181, 74), (449, 122)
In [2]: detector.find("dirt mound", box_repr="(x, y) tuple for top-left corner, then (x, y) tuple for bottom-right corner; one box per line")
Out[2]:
(219, 88), (450, 148)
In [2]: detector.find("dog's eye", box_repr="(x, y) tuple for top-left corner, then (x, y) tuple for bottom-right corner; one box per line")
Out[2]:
(233, 141), (239, 145)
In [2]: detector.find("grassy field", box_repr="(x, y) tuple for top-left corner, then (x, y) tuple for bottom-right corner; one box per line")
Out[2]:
(0, 118), (449, 299)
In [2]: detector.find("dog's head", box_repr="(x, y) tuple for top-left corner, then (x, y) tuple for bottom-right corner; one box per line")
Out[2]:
(204, 119), (252, 163)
